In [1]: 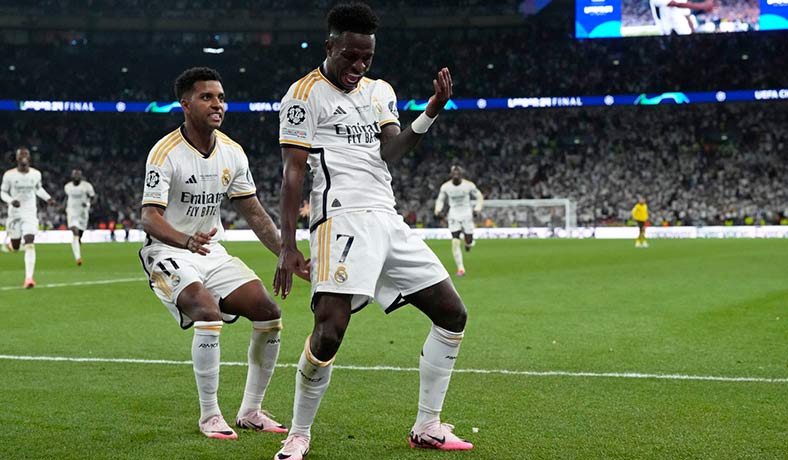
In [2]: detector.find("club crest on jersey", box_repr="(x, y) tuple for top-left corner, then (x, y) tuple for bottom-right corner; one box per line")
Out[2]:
(145, 170), (160, 188)
(334, 265), (348, 284)
(221, 168), (231, 186)
(287, 105), (306, 125)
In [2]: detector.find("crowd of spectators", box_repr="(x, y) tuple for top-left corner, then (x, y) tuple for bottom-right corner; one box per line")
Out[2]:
(1, 100), (786, 232)
(2, 24), (787, 102)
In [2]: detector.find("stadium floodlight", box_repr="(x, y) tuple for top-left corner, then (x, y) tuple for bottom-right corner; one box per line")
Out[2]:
(202, 47), (224, 54)
(482, 199), (577, 232)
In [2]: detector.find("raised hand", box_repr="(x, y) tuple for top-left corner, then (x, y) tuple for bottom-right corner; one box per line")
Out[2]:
(425, 68), (453, 118)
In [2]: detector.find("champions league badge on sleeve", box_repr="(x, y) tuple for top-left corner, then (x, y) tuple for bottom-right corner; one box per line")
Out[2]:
(146, 170), (160, 188)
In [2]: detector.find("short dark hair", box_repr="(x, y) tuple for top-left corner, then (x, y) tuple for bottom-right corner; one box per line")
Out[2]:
(327, 2), (379, 36)
(174, 67), (222, 100)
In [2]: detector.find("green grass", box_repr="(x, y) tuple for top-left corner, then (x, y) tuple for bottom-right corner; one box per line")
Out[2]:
(1, 239), (786, 460)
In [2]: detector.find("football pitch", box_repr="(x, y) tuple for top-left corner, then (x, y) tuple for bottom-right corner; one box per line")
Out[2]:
(1, 239), (786, 460)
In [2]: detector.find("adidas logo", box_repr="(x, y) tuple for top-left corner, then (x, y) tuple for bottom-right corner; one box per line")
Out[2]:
(185, 175), (197, 184)
(331, 198), (342, 208)
(333, 106), (347, 115)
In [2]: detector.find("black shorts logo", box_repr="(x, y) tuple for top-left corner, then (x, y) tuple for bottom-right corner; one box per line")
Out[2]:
(145, 170), (160, 188)
(287, 105), (307, 125)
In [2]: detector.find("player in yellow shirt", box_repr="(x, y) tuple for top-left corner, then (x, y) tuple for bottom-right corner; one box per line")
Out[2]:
(632, 197), (649, 248)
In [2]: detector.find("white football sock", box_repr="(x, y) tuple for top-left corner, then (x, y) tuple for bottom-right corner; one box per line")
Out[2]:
(24, 243), (36, 279)
(192, 321), (223, 421)
(290, 336), (334, 438)
(237, 319), (282, 417)
(451, 238), (464, 271)
(414, 324), (464, 429)
(71, 236), (81, 261)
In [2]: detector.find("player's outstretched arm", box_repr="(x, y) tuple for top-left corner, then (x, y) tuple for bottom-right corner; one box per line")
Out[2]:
(669, 0), (714, 11)
(380, 68), (452, 164)
(273, 147), (311, 299)
(141, 206), (216, 255)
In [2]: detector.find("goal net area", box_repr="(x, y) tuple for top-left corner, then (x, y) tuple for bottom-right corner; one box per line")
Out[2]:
(481, 199), (577, 231)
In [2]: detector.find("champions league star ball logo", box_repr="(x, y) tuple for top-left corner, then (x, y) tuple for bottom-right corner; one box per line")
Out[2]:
(222, 168), (231, 186)
(145, 170), (160, 188)
(287, 105), (306, 125)
(334, 266), (348, 284)
(170, 274), (181, 287)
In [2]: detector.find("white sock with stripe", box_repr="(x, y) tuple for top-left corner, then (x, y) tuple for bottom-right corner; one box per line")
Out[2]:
(290, 336), (334, 438)
(451, 238), (464, 271)
(193, 321), (223, 421)
(237, 319), (282, 417)
(71, 236), (81, 261)
(414, 324), (464, 430)
(24, 243), (36, 279)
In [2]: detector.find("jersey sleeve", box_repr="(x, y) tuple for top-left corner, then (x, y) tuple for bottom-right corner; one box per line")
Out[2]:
(650, 0), (671, 6)
(434, 184), (447, 215)
(142, 151), (172, 208)
(375, 80), (400, 128)
(227, 151), (257, 200)
(279, 85), (318, 151)
(470, 182), (484, 212)
(0, 172), (11, 204)
(87, 182), (96, 198)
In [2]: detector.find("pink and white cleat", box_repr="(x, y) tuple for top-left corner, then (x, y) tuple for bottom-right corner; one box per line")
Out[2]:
(408, 422), (473, 450)
(236, 409), (288, 433)
(199, 414), (238, 439)
(274, 433), (310, 460)
(456, 269), (466, 277)
(23, 278), (36, 289)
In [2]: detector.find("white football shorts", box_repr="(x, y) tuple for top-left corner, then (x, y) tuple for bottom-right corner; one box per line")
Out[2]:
(6, 214), (38, 239)
(139, 242), (259, 329)
(310, 210), (449, 313)
(448, 216), (475, 235)
(67, 209), (89, 230)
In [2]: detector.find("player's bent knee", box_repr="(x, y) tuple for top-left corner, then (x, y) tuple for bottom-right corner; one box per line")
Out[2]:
(442, 304), (467, 332)
(177, 283), (221, 322)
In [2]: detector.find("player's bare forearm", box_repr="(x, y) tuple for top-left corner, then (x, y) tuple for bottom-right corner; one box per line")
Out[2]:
(379, 125), (424, 164)
(380, 68), (452, 164)
(279, 148), (309, 247)
(141, 206), (190, 248)
(141, 206), (215, 255)
(234, 196), (281, 256)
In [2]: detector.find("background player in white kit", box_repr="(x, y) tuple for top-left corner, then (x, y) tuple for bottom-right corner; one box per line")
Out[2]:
(649, 0), (715, 35)
(64, 168), (95, 265)
(434, 165), (483, 277)
(1, 147), (54, 288)
(140, 67), (307, 440)
(274, 3), (472, 459)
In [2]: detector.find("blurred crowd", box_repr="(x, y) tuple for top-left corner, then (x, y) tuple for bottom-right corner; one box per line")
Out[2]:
(1, 100), (786, 231)
(2, 25), (787, 102)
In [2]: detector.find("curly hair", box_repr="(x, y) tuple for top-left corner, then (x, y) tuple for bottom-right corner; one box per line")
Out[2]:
(327, 2), (379, 36)
(174, 67), (222, 100)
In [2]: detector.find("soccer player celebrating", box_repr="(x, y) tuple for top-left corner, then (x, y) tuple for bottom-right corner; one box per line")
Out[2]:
(274, 3), (472, 459)
(64, 168), (96, 265)
(1, 147), (54, 288)
(632, 196), (649, 248)
(140, 67), (307, 440)
(434, 165), (484, 276)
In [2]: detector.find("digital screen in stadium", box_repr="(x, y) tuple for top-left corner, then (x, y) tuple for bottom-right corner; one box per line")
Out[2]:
(576, 0), (788, 38)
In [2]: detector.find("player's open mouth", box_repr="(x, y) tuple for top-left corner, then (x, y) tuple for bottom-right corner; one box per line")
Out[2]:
(209, 113), (222, 122)
(341, 72), (362, 88)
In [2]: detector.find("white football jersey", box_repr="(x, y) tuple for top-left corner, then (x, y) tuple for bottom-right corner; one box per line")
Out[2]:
(1, 167), (51, 217)
(279, 65), (400, 230)
(141, 126), (256, 245)
(435, 179), (484, 220)
(64, 180), (96, 214)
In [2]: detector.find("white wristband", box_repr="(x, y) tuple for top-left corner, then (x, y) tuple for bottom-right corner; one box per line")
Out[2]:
(411, 112), (437, 134)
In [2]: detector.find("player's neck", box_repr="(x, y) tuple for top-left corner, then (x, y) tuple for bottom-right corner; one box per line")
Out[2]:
(181, 123), (215, 157)
(17, 165), (30, 173)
